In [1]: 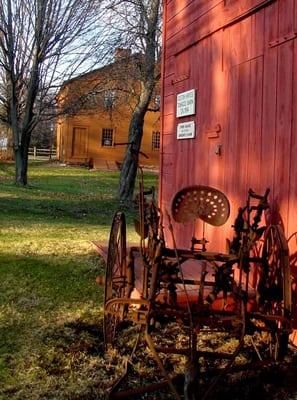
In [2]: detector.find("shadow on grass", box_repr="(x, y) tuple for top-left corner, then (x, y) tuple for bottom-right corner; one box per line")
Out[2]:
(0, 250), (106, 396)
(0, 194), (141, 230)
(48, 320), (105, 357)
(0, 316), (107, 399)
(0, 165), (158, 195)
(0, 162), (157, 229)
(0, 252), (104, 304)
(0, 196), (131, 226)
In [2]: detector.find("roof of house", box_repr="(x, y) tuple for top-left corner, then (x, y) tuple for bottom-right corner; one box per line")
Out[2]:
(60, 51), (142, 91)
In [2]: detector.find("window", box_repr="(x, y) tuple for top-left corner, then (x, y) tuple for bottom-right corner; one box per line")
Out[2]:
(152, 131), (160, 150)
(154, 95), (161, 108)
(101, 128), (113, 147)
(104, 90), (116, 109)
(0, 137), (8, 150)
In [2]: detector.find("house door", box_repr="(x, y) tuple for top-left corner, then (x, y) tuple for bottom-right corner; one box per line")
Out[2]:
(72, 127), (88, 157)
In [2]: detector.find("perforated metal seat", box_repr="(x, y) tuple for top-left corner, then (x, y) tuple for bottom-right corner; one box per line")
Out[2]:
(171, 185), (230, 226)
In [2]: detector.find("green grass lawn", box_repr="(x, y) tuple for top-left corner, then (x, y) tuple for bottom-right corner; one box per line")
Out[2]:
(0, 161), (157, 399)
(2, 162), (296, 400)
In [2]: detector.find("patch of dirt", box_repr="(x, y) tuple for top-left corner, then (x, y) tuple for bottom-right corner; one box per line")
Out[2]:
(106, 323), (297, 400)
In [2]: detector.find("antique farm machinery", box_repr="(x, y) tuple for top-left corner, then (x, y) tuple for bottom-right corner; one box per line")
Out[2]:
(103, 171), (292, 399)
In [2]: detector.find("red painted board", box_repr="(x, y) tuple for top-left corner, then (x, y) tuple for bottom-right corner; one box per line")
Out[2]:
(167, 0), (273, 57)
(237, 61), (251, 198)
(260, 5), (278, 193)
(166, 0), (222, 39)
(278, 0), (294, 38)
(273, 41), (293, 230)
(247, 56), (263, 194)
(287, 40), (297, 242)
(251, 8), (265, 58)
(239, 17), (253, 64)
(264, 0), (279, 45)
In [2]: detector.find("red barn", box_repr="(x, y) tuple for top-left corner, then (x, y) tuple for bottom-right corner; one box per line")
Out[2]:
(160, 0), (297, 337)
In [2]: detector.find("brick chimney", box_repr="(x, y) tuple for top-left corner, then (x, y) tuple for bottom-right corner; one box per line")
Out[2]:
(114, 48), (131, 60)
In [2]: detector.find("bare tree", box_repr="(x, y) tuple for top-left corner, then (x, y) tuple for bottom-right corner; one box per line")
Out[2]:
(57, 50), (140, 118)
(0, 0), (109, 185)
(106, 0), (162, 203)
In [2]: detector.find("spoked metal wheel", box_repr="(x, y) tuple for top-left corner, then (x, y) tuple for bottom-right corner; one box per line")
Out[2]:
(104, 211), (127, 346)
(258, 225), (291, 360)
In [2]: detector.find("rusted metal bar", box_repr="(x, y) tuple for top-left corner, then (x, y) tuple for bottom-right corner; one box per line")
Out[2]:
(154, 346), (235, 360)
(109, 377), (183, 399)
(202, 303), (246, 400)
(109, 358), (281, 400)
(109, 380), (170, 399)
(145, 331), (181, 400)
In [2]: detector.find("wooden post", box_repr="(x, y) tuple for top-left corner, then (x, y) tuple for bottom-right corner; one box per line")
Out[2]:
(33, 146), (36, 159)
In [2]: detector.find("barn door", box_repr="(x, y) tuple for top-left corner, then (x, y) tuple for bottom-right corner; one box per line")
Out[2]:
(72, 127), (88, 157)
(195, 31), (228, 191)
(224, 56), (263, 204)
(205, 66), (228, 190)
(203, 56), (263, 250)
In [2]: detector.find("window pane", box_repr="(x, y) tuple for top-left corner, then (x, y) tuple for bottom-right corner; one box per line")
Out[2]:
(101, 128), (113, 146)
(104, 90), (116, 109)
(152, 131), (160, 149)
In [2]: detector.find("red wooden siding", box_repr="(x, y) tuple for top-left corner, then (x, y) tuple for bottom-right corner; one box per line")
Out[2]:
(160, 0), (297, 326)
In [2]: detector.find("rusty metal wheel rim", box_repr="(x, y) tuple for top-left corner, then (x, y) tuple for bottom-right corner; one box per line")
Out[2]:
(258, 225), (291, 360)
(104, 211), (127, 346)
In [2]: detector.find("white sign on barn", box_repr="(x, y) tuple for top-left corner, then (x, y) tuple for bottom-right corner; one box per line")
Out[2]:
(177, 121), (195, 140)
(176, 89), (196, 118)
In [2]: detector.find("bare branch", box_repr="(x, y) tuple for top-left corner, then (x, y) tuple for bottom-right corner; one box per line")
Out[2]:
(0, 0), (110, 184)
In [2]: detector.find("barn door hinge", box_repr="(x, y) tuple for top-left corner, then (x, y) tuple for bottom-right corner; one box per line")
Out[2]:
(269, 32), (297, 48)
(205, 124), (221, 139)
(171, 73), (190, 85)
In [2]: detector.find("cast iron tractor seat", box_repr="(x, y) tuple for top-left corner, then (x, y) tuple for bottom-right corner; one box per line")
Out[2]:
(171, 185), (230, 227)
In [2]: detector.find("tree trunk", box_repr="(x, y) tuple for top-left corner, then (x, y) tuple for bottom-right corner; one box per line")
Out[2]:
(119, 109), (145, 203)
(14, 145), (29, 186)
(14, 127), (30, 186)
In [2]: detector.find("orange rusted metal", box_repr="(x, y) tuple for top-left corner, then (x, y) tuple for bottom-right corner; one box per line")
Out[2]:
(102, 172), (291, 399)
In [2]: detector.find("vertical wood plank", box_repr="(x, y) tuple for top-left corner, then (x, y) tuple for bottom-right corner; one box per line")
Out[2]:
(261, 4), (278, 194)
(287, 38), (297, 330)
(187, 46), (199, 188)
(251, 8), (265, 58)
(208, 31), (226, 190)
(225, 64), (239, 223)
(229, 23), (241, 66)
(194, 37), (211, 186)
(163, 94), (175, 117)
(205, 31), (227, 251)
(295, 0), (297, 32)
(278, 0), (294, 37)
(239, 16), (252, 63)
(248, 57), (263, 194)
(237, 61), (251, 198)
(288, 41), (297, 238)
(264, 0), (279, 46)
(273, 41), (293, 230)
(222, 26), (231, 72)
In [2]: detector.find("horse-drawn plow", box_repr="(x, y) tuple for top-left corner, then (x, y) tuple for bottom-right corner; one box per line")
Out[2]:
(101, 172), (292, 399)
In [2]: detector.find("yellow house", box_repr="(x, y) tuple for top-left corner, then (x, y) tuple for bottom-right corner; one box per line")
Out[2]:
(0, 124), (12, 160)
(56, 50), (160, 169)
